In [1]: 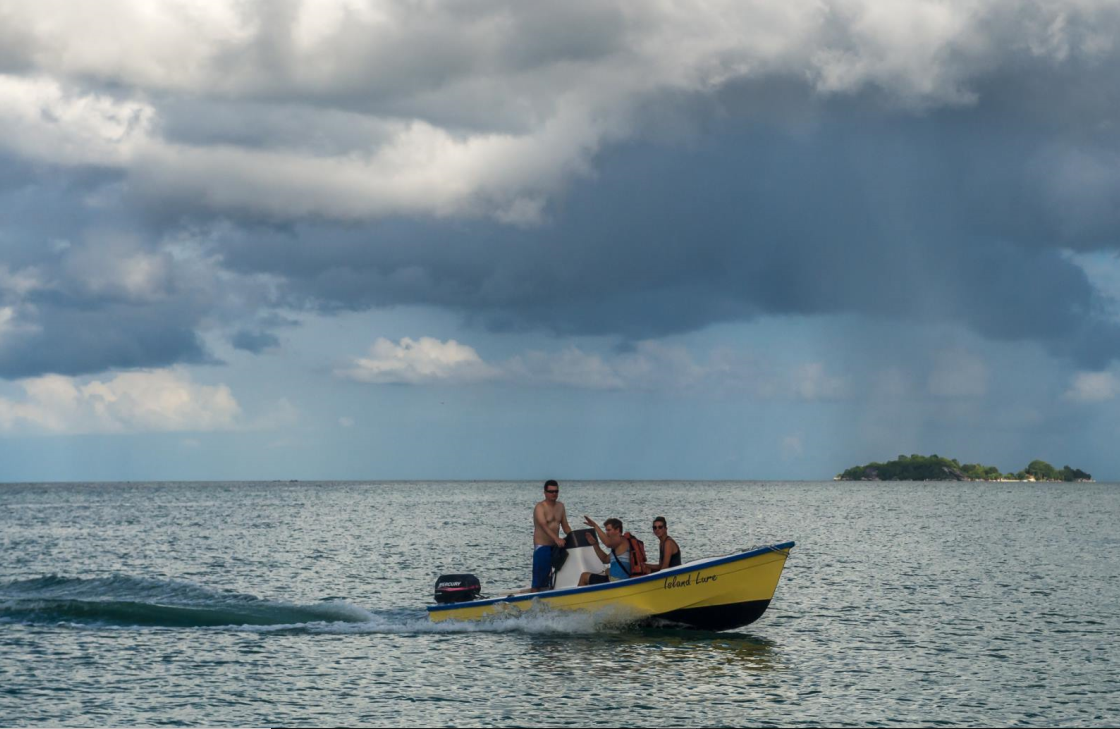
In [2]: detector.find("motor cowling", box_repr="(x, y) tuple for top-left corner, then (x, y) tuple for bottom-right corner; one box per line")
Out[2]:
(434, 573), (482, 604)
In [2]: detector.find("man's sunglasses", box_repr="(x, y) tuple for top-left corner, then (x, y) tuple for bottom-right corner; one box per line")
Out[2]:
(545, 489), (559, 494)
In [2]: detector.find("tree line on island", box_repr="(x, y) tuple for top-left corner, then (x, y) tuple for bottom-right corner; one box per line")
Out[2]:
(836, 454), (1092, 482)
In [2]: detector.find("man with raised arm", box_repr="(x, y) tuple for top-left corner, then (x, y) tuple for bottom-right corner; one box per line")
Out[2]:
(532, 480), (572, 592)
(578, 516), (632, 586)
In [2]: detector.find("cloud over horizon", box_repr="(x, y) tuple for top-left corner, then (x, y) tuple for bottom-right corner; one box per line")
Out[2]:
(336, 336), (502, 385)
(2, 0), (1120, 384)
(0, 369), (241, 434)
(1065, 371), (1120, 403)
(337, 336), (852, 400)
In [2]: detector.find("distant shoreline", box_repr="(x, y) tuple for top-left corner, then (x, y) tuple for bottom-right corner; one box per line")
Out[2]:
(836, 454), (1093, 483)
(832, 475), (1096, 483)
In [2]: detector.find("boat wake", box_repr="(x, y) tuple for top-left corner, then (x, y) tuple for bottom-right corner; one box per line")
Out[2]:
(0, 575), (629, 635)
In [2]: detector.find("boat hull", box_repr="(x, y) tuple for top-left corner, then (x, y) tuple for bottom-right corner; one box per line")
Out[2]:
(652, 598), (772, 631)
(428, 541), (794, 631)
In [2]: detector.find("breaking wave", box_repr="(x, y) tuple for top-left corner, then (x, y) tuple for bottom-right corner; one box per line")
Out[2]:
(0, 574), (630, 634)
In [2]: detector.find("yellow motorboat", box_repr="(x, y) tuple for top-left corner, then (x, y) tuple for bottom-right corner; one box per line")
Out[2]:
(428, 533), (794, 631)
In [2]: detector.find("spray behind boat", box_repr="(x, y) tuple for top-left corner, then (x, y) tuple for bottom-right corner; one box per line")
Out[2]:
(433, 528), (603, 602)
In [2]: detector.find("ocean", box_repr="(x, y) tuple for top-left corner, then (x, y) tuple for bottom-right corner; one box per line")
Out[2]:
(2, 480), (1118, 726)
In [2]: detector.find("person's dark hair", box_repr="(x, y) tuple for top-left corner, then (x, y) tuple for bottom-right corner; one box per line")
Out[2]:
(544, 479), (558, 490)
(653, 517), (667, 528)
(604, 518), (623, 531)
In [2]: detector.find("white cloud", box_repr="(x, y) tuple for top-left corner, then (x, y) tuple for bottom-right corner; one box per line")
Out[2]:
(0, 73), (604, 223)
(338, 335), (851, 397)
(1065, 370), (1120, 402)
(14, 0), (1093, 105)
(339, 416), (355, 427)
(810, 0), (982, 105)
(0, 75), (154, 167)
(336, 337), (502, 384)
(0, 369), (241, 433)
(2, 1), (1117, 223)
(0, 2), (254, 91)
(131, 114), (606, 222)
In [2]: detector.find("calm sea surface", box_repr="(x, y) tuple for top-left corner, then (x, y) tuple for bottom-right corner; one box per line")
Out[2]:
(1, 480), (1118, 727)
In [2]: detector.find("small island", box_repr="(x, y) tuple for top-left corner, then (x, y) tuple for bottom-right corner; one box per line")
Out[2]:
(836, 454), (1093, 482)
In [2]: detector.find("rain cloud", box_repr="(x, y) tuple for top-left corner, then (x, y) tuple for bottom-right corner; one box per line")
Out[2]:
(3, 0), (1120, 377)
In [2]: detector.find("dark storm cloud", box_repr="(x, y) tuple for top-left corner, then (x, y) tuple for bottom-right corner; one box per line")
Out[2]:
(7, 61), (1120, 377)
(231, 329), (280, 354)
(4, 1), (1120, 378)
(0, 156), (126, 260)
(209, 69), (1120, 367)
(0, 302), (213, 379)
(0, 162), (255, 378)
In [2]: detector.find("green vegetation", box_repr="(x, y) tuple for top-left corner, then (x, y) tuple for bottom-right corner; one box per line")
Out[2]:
(836, 454), (1092, 482)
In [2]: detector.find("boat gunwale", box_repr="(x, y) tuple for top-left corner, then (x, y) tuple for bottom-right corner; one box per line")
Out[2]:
(427, 540), (795, 613)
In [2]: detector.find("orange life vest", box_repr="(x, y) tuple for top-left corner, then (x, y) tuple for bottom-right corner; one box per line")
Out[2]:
(620, 532), (649, 576)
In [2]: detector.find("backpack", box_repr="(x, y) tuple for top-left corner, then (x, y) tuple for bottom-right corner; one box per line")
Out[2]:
(618, 532), (649, 576)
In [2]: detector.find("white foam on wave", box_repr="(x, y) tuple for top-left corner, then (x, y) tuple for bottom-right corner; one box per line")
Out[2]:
(1, 574), (383, 629)
(2, 574), (641, 635)
(227, 603), (634, 636)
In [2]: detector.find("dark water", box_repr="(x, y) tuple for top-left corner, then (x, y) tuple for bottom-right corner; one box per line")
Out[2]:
(2, 480), (1118, 727)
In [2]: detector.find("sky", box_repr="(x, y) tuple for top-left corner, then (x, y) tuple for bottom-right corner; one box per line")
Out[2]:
(2, 0), (1120, 481)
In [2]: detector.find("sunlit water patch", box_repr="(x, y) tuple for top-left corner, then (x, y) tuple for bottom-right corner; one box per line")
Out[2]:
(2, 480), (1118, 726)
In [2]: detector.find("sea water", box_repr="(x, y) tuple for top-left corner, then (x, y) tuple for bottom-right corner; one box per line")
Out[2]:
(2, 480), (1118, 726)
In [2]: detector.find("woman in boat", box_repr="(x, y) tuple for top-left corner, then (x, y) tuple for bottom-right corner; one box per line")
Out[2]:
(646, 516), (681, 573)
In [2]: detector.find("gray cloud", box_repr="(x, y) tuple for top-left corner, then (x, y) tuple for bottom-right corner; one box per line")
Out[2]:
(0, 169), (278, 377)
(207, 76), (1120, 366)
(2, 1), (1120, 378)
(0, 302), (213, 379)
(231, 329), (280, 354)
(5, 1), (1119, 224)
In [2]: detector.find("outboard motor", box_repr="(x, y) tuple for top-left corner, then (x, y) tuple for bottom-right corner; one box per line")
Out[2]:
(434, 574), (482, 604)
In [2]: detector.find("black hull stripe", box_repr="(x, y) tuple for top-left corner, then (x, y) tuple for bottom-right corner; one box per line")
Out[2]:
(651, 599), (772, 631)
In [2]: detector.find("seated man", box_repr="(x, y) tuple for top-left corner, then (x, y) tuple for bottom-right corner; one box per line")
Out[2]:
(578, 516), (631, 586)
(646, 516), (682, 573)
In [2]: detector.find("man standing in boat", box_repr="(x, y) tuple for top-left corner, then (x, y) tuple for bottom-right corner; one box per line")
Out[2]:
(532, 480), (571, 592)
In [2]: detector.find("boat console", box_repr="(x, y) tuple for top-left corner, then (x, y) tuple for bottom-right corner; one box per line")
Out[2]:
(551, 528), (606, 589)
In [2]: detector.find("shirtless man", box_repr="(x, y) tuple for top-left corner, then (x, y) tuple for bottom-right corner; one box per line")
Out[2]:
(532, 480), (572, 592)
